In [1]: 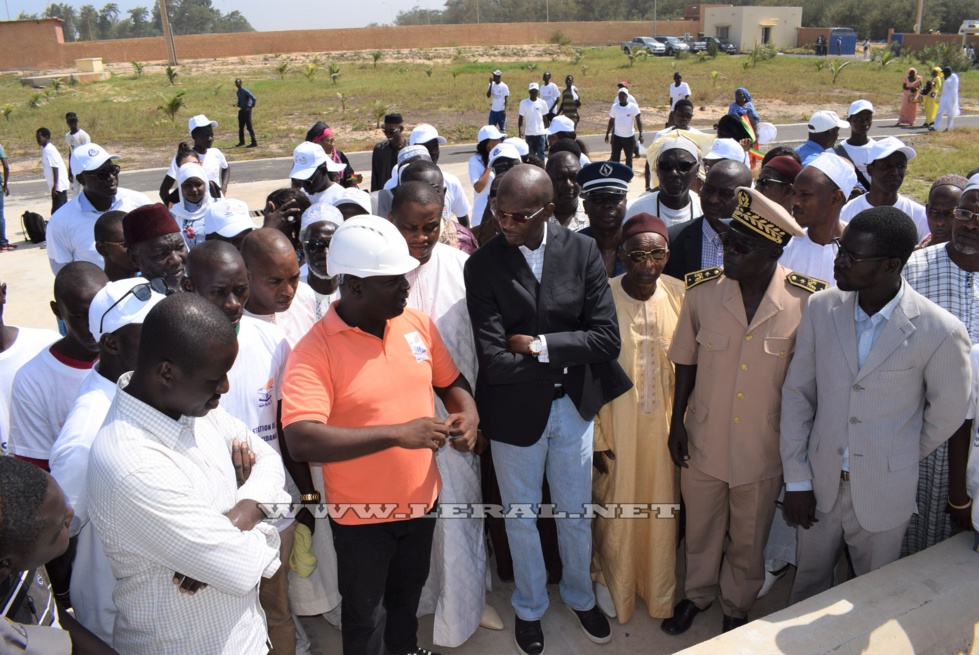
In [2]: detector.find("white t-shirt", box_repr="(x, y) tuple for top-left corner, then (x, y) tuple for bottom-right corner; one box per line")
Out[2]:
(468, 155), (492, 228)
(47, 187), (152, 273)
(0, 327), (59, 453)
(627, 190), (702, 227)
(65, 129), (91, 153)
(48, 367), (118, 643)
(243, 281), (318, 348)
(304, 183), (344, 207)
(41, 143), (69, 193)
(7, 347), (94, 461)
(838, 139), (876, 190)
(670, 82), (692, 110)
(540, 82), (561, 110)
(609, 101), (641, 138)
(442, 171), (472, 221)
(778, 231), (839, 285)
(519, 98), (549, 136)
(166, 147), (228, 186)
(966, 345), (979, 531)
(840, 193), (928, 241)
(490, 82), (509, 112)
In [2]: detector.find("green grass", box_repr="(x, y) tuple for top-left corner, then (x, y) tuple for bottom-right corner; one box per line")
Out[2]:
(0, 46), (975, 193)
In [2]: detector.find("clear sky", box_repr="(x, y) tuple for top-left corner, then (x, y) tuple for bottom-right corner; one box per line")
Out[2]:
(2, 0), (447, 29)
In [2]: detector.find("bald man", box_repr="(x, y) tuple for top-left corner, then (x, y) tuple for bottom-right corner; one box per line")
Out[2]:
(241, 228), (317, 347)
(464, 165), (631, 654)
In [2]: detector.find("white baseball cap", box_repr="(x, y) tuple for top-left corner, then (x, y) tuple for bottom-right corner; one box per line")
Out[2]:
(205, 198), (255, 238)
(870, 136), (916, 163)
(71, 143), (120, 174)
(327, 215), (419, 278)
(478, 125), (505, 142)
(547, 115), (576, 135)
(847, 99), (874, 117)
(301, 202), (343, 234)
(331, 188), (372, 215)
(88, 277), (165, 343)
(290, 142), (329, 180)
(807, 110), (849, 134)
(488, 142), (522, 166)
(492, 69), (503, 76)
(806, 152), (858, 198)
(528, 82), (540, 91)
(188, 114), (218, 133)
(704, 138), (745, 162)
(506, 137), (530, 157)
(409, 123), (447, 146)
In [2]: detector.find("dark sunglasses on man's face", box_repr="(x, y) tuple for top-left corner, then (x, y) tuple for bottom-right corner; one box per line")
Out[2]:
(657, 160), (697, 174)
(720, 231), (772, 255)
(303, 239), (331, 254)
(382, 127), (402, 136)
(93, 164), (121, 181)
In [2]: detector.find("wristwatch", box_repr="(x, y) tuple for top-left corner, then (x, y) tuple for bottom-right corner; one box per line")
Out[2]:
(300, 492), (321, 504)
(529, 337), (543, 357)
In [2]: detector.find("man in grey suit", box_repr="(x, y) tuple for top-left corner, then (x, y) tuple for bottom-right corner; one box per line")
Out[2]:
(780, 207), (971, 605)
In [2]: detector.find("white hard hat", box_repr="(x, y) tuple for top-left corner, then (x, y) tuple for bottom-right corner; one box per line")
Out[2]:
(327, 215), (419, 278)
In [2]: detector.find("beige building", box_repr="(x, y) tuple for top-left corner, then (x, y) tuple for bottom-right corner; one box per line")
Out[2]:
(703, 6), (802, 52)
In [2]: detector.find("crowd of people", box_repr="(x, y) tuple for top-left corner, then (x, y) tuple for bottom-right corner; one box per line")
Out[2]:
(0, 65), (978, 655)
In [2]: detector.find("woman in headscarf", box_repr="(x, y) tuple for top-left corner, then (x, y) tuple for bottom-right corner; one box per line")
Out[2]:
(896, 67), (923, 127)
(922, 67), (943, 129)
(305, 121), (360, 188)
(168, 162), (213, 248)
(727, 87), (760, 130)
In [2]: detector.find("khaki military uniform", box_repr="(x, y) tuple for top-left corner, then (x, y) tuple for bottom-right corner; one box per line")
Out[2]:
(668, 263), (822, 617)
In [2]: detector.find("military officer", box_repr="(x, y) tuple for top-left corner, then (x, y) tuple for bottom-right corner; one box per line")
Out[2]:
(662, 187), (826, 635)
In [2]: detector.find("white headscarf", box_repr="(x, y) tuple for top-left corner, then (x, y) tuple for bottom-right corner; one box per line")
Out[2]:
(170, 162), (213, 247)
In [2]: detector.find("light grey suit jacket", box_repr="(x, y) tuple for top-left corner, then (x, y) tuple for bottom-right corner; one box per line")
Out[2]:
(780, 284), (971, 533)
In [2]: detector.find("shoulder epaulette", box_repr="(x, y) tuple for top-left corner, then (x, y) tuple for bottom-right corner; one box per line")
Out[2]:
(685, 267), (722, 289)
(786, 272), (828, 294)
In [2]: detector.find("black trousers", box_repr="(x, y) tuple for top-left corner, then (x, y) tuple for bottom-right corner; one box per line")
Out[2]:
(238, 108), (255, 144)
(610, 134), (634, 169)
(330, 508), (437, 655)
(51, 190), (67, 215)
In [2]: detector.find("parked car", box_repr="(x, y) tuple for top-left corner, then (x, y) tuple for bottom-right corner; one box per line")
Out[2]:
(653, 36), (691, 56)
(692, 36), (738, 54)
(621, 37), (667, 56)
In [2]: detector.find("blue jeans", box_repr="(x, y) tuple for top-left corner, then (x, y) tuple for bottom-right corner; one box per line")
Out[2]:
(0, 188), (6, 245)
(492, 395), (596, 620)
(488, 110), (507, 133)
(525, 134), (547, 160)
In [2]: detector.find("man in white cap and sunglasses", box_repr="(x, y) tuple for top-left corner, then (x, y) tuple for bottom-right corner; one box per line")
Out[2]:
(282, 215), (478, 655)
(48, 276), (166, 643)
(290, 141), (347, 206)
(46, 143), (151, 274)
(628, 137), (703, 226)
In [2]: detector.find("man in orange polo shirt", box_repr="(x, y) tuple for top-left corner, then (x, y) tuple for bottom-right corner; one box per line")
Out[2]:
(281, 215), (479, 655)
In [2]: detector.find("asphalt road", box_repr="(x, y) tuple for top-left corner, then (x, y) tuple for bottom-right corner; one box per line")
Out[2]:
(8, 115), (977, 201)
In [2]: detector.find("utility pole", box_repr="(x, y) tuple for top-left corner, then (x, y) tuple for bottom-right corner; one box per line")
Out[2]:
(914, 0), (924, 34)
(653, 0), (658, 37)
(158, 0), (177, 65)
(545, 0), (549, 22)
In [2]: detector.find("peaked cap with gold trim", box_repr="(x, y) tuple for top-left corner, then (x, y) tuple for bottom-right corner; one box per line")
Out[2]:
(728, 186), (804, 246)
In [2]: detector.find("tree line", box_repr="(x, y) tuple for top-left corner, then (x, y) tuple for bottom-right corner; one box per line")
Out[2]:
(394, 0), (976, 41)
(18, 0), (253, 41)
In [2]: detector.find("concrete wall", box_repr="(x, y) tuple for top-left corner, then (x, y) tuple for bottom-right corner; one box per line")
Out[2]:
(704, 6), (802, 52)
(1, 19), (699, 71)
(896, 33), (979, 51)
(797, 27), (832, 48)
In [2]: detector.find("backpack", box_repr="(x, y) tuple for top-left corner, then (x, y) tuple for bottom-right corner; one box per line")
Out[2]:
(21, 211), (46, 244)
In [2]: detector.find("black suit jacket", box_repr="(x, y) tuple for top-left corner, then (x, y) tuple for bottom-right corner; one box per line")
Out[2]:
(464, 222), (632, 446)
(663, 216), (705, 281)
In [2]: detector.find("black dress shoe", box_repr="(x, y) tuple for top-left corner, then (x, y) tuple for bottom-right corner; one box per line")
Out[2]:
(514, 617), (544, 655)
(661, 599), (710, 636)
(722, 614), (749, 633)
(570, 605), (611, 644)
(246, 142), (258, 148)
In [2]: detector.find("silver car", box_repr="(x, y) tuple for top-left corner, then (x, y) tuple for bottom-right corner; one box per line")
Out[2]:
(654, 36), (691, 56)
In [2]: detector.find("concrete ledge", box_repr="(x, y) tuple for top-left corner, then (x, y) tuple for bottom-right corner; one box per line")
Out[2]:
(676, 532), (979, 655)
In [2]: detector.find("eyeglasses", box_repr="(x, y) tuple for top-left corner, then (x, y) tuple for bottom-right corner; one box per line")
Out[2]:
(831, 237), (890, 265)
(656, 160), (697, 174)
(303, 239), (331, 253)
(94, 165), (121, 181)
(720, 231), (773, 254)
(953, 208), (979, 223)
(624, 248), (670, 263)
(756, 177), (791, 190)
(97, 240), (127, 250)
(382, 127), (402, 136)
(493, 203), (547, 224)
(98, 277), (168, 335)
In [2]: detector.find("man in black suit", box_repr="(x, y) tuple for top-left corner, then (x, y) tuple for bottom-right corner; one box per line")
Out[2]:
(663, 159), (751, 280)
(464, 165), (631, 655)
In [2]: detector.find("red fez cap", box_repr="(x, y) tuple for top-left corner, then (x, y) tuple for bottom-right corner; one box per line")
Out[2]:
(123, 203), (180, 246)
(620, 212), (669, 247)
(764, 156), (803, 183)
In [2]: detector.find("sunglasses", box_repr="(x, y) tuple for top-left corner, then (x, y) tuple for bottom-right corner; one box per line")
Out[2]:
(493, 203), (547, 224)
(953, 208), (979, 223)
(303, 239), (331, 254)
(624, 248), (669, 263)
(656, 160), (697, 174)
(831, 237), (890, 265)
(756, 177), (791, 189)
(98, 277), (168, 335)
(382, 127), (402, 136)
(93, 165), (121, 181)
(720, 231), (773, 254)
